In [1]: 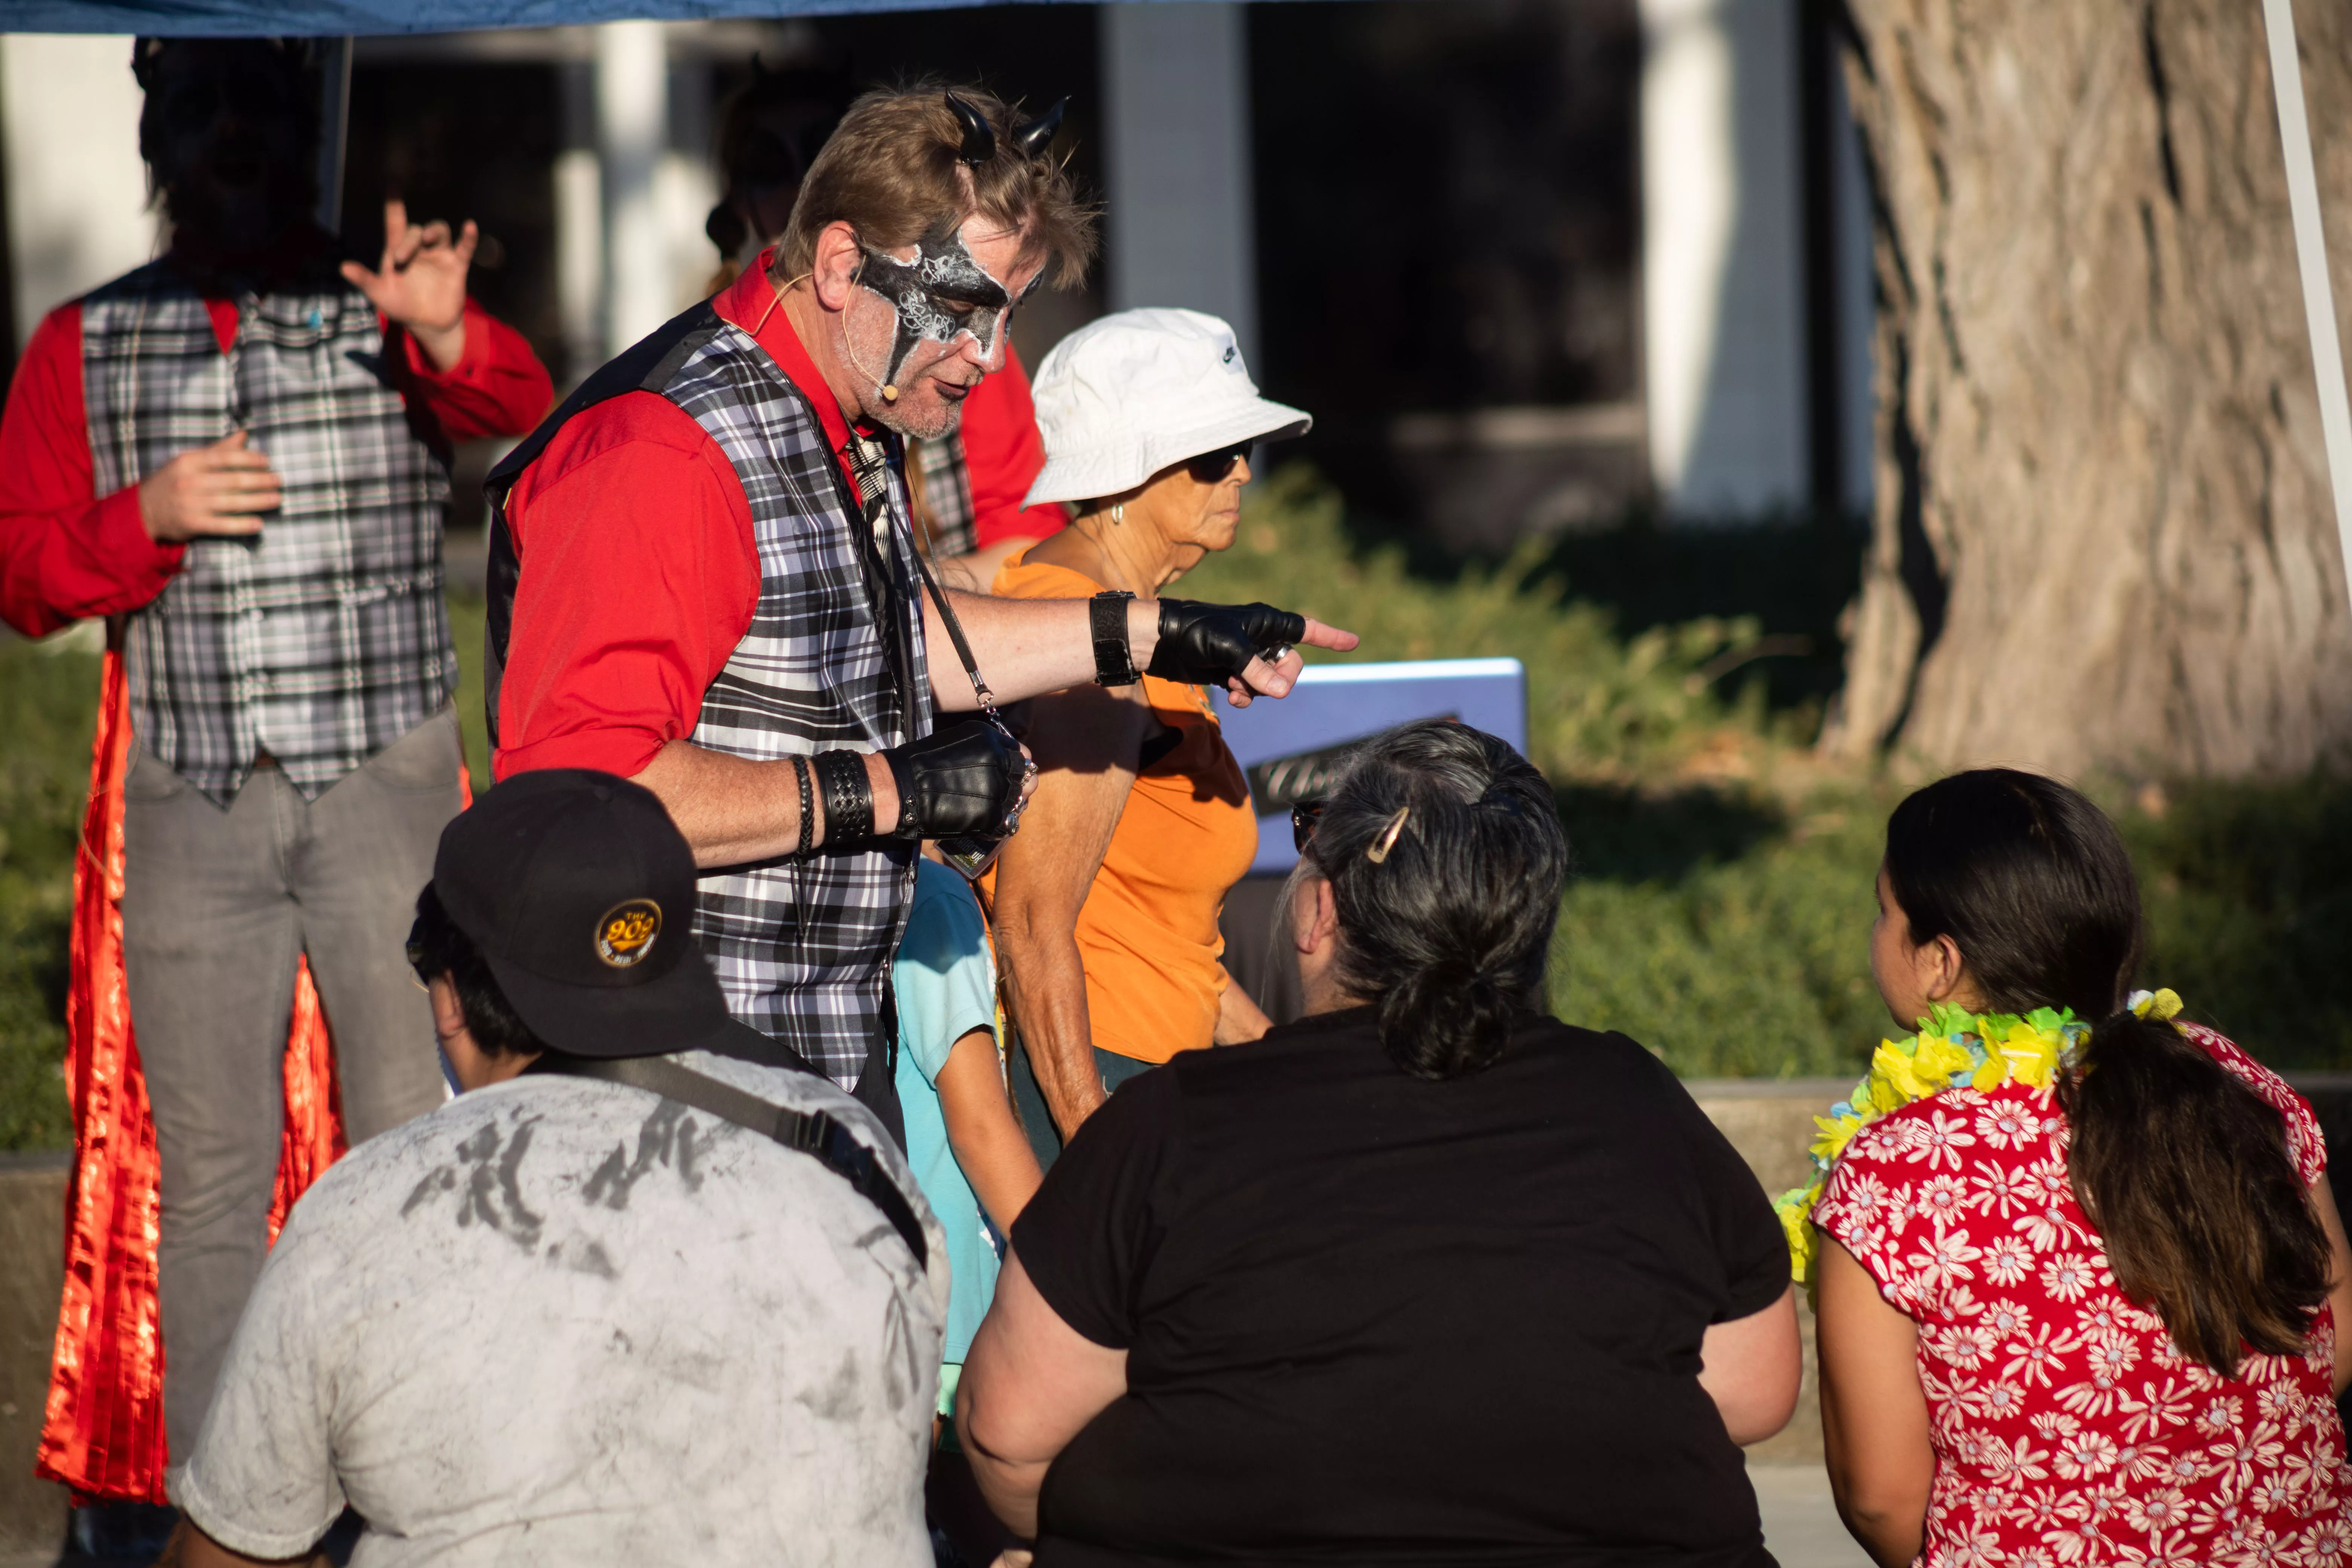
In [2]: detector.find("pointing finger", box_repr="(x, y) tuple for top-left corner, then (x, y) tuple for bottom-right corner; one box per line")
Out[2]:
(1298, 617), (1359, 652)
(453, 219), (480, 266)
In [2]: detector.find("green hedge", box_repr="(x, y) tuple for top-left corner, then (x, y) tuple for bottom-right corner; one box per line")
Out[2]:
(0, 475), (2344, 1147)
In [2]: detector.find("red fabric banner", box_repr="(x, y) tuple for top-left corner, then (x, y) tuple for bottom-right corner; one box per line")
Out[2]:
(37, 651), (353, 1502)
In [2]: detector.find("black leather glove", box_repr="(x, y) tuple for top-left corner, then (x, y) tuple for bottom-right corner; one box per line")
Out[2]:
(880, 719), (1030, 842)
(1148, 599), (1309, 686)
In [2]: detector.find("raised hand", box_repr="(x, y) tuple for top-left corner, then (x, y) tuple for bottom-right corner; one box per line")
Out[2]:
(340, 199), (476, 371)
(136, 430), (283, 542)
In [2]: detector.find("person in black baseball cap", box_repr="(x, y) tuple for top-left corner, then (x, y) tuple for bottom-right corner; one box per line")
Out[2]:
(172, 767), (948, 1567)
(412, 766), (740, 1072)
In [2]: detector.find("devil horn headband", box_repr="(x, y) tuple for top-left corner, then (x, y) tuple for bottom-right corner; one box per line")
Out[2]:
(946, 93), (996, 166)
(1011, 98), (1067, 158)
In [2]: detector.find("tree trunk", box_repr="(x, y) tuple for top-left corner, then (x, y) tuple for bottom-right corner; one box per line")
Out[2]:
(1824, 0), (2352, 778)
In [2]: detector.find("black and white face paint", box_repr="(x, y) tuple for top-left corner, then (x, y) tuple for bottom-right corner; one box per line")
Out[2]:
(854, 218), (1033, 391)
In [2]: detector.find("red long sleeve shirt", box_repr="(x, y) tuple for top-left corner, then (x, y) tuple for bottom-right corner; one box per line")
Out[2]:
(495, 262), (853, 782)
(959, 340), (1067, 548)
(0, 291), (553, 638)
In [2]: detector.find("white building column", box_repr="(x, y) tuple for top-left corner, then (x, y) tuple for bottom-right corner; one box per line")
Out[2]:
(1100, 2), (1258, 361)
(1638, 0), (1809, 517)
(597, 21), (669, 355)
(2, 34), (156, 350)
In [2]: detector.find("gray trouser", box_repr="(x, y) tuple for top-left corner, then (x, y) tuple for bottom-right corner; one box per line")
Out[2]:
(121, 709), (462, 1462)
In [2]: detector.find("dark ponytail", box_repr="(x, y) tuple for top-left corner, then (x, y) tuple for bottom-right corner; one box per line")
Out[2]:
(1303, 720), (1567, 1079)
(1886, 769), (2328, 1375)
(2056, 1012), (2330, 1374)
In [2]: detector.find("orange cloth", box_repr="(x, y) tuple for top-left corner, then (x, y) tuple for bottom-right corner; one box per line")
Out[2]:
(981, 551), (1257, 1063)
(38, 650), (447, 1501)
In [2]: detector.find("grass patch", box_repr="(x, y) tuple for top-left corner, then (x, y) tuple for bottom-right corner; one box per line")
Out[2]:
(0, 632), (100, 1150)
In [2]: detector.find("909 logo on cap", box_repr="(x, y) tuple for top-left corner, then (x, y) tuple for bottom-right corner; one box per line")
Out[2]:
(594, 899), (662, 968)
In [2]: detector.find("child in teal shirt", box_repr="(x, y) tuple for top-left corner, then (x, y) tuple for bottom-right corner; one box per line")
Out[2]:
(893, 859), (1043, 1417)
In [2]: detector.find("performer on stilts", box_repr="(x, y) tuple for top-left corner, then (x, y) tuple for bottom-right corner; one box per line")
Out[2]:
(0, 37), (551, 1505)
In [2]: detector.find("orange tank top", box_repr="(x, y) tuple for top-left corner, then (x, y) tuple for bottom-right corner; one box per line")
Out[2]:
(981, 550), (1259, 1063)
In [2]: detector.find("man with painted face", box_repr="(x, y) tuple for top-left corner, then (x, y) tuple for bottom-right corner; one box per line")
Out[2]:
(0, 37), (552, 1492)
(489, 86), (1353, 1141)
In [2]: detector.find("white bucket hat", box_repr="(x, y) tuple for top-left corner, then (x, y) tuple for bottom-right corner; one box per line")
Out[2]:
(1021, 308), (1312, 509)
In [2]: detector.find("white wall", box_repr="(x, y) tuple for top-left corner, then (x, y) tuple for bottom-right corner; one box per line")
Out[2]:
(1100, 1), (1257, 363)
(1638, 0), (1810, 518)
(3, 34), (156, 348)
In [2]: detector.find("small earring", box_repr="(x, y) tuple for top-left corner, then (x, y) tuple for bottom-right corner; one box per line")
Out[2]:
(1110, 503), (1125, 524)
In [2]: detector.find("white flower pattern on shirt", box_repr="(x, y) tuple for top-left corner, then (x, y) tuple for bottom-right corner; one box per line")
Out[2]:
(1815, 1026), (2346, 1568)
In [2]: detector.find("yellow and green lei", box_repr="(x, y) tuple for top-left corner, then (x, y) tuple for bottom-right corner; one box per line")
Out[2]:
(1772, 988), (2185, 1287)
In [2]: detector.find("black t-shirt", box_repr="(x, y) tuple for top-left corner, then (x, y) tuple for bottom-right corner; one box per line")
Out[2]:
(1012, 1007), (1788, 1568)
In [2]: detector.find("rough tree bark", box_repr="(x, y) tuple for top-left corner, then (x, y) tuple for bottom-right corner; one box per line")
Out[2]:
(1824, 0), (2352, 777)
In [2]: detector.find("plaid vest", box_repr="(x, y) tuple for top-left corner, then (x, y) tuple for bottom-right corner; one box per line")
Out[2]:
(487, 304), (933, 1092)
(82, 262), (455, 804)
(910, 434), (975, 557)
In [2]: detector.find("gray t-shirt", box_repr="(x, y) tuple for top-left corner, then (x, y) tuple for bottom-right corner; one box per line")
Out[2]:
(171, 1052), (949, 1567)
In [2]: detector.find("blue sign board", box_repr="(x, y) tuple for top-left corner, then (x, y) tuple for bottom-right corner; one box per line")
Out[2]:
(1216, 657), (1528, 875)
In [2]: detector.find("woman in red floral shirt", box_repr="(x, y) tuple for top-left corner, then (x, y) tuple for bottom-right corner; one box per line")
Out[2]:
(1813, 770), (2352, 1568)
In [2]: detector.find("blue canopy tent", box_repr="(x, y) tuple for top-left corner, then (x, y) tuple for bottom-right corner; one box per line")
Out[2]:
(8, 0), (1102, 33)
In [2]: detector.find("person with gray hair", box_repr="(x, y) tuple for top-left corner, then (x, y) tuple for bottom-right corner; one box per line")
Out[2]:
(955, 719), (1802, 1565)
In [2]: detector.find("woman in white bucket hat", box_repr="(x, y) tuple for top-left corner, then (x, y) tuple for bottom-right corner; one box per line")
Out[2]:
(978, 308), (1314, 1167)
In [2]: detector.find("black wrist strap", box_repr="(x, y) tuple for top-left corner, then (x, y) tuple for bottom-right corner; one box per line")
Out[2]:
(812, 750), (873, 844)
(534, 1054), (925, 1271)
(1089, 590), (1141, 685)
(790, 754), (814, 857)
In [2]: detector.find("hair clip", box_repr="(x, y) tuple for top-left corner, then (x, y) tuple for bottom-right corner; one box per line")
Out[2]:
(1366, 806), (1410, 865)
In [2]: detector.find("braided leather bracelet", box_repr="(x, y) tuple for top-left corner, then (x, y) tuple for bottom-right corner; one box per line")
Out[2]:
(812, 750), (874, 844)
(790, 754), (815, 857)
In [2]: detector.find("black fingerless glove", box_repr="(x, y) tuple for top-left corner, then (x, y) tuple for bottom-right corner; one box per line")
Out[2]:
(880, 719), (1030, 842)
(1148, 599), (1309, 686)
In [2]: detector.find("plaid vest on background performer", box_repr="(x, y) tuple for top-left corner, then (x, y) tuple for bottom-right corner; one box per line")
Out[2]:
(86, 263), (458, 802)
(0, 225), (552, 1498)
(489, 272), (933, 1120)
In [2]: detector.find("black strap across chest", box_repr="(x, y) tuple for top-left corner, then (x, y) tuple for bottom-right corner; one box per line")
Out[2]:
(533, 1050), (927, 1271)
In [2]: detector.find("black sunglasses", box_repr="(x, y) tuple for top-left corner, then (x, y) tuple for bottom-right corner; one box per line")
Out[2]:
(1186, 442), (1254, 484)
(1291, 799), (1325, 854)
